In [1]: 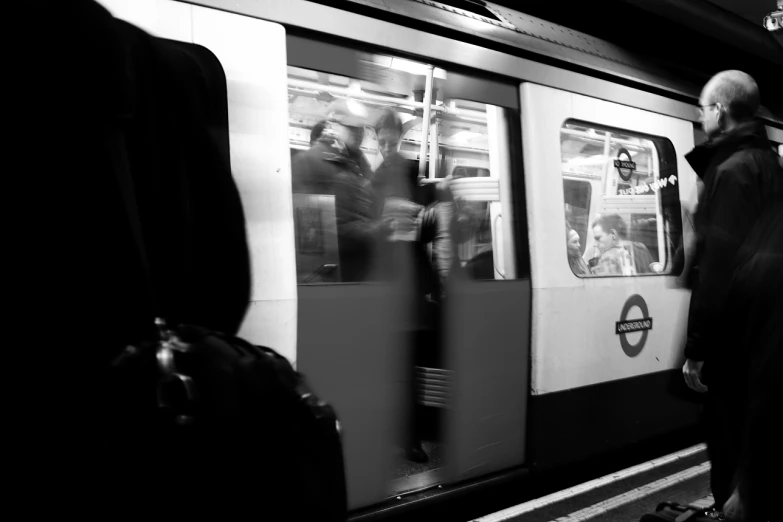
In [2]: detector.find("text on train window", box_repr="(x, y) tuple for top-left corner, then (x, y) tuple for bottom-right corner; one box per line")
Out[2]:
(560, 120), (682, 277)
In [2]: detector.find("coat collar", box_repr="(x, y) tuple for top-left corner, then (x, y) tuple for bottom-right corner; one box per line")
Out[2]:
(685, 119), (772, 180)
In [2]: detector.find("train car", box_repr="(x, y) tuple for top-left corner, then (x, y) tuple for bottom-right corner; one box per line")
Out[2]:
(94, 0), (783, 518)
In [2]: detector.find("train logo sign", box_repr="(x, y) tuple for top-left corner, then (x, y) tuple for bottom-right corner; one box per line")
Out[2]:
(614, 147), (636, 181)
(616, 294), (652, 357)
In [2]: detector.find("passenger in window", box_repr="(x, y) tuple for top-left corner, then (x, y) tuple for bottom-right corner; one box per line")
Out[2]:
(590, 214), (654, 275)
(291, 99), (379, 282)
(566, 225), (589, 275)
(372, 107), (455, 294)
(371, 107), (456, 463)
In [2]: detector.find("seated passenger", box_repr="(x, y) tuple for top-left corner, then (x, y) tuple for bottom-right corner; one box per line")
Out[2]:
(590, 214), (654, 275)
(566, 225), (589, 275)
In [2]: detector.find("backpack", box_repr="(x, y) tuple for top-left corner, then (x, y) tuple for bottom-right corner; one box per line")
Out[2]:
(104, 320), (348, 520)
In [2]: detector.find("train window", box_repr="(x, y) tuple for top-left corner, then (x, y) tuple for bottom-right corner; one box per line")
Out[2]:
(564, 179), (591, 257)
(287, 50), (520, 283)
(287, 54), (438, 284)
(443, 100), (517, 280)
(561, 120), (682, 277)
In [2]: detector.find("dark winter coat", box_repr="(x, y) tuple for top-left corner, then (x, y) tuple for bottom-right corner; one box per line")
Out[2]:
(292, 138), (378, 282)
(729, 201), (783, 521)
(30, 0), (252, 516)
(36, 0), (251, 374)
(683, 119), (783, 363)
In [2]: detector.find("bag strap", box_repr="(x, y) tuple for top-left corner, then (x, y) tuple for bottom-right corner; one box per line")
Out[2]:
(105, 120), (161, 320)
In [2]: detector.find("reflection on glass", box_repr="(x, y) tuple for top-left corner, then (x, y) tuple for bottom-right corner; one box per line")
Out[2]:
(560, 121), (682, 277)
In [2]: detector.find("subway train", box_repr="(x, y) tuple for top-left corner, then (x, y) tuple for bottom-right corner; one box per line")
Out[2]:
(95, 0), (783, 518)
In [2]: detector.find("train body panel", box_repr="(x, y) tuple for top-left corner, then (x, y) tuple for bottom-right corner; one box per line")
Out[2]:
(189, 0), (708, 124)
(521, 83), (696, 393)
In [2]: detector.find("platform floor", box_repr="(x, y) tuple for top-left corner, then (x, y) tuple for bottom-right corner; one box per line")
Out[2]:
(471, 444), (717, 522)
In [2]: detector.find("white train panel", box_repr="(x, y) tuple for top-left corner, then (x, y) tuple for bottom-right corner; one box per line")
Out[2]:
(522, 82), (697, 394)
(96, 0), (298, 365)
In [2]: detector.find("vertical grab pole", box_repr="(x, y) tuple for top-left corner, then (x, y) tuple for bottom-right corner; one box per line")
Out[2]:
(429, 113), (440, 179)
(603, 131), (614, 197)
(651, 145), (666, 266)
(418, 65), (434, 180)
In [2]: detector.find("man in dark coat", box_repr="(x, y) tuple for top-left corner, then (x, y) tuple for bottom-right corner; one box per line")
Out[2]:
(292, 99), (379, 282)
(680, 70), (783, 515)
(723, 201), (783, 521)
(27, 1), (252, 515)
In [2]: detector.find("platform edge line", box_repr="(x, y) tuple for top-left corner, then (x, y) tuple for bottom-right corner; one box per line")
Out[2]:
(472, 443), (707, 522)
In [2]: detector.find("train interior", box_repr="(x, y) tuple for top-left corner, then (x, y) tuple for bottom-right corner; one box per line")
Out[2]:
(561, 122), (675, 275)
(287, 55), (503, 281)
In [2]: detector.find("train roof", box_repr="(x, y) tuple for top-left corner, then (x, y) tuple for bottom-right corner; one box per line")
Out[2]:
(329, 0), (783, 125)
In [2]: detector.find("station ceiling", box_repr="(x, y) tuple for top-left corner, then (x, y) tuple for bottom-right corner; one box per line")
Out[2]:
(704, 0), (779, 26)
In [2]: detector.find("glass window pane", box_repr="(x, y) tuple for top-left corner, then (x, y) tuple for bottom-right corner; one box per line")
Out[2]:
(287, 54), (435, 284)
(439, 100), (517, 280)
(561, 120), (683, 277)
(286, 52), (520, 285)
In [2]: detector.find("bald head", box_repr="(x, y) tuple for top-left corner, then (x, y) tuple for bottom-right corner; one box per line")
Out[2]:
(702, 70), (760, 122)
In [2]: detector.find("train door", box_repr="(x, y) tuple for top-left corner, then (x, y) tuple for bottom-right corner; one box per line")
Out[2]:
(285, 34), (532, 506)
(436, 90), (531, 485)
(285, 37), (458, 508)
(521, 83), (699, 466)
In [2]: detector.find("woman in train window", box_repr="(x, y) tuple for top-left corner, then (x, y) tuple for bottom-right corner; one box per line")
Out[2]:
(590, 214), (654, 276)
(566, 224), (589, 275)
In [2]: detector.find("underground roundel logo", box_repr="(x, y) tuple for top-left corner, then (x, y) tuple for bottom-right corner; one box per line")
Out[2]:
(614, 147), (636, 182)
(616, 294), (653, 357)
